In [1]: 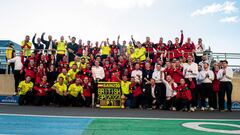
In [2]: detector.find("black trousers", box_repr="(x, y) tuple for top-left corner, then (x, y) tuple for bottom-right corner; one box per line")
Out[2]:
(200, 83), (213, 108)
(68, 95), (83, 107)
(185, 78), (198, 107)
(143, 84), (151, 108)
(165, 97), (176, 110)
(219, 82), (233, 110)
(7, 63), (14, 74)
(33, 95), (50, 106)
(176, 98), (191, 111)
(83, 97), (92, 107)
(54, 92), (68, 106)
(131, 94), (144, 108)
(156, 82), (166, 107)
(19, 91), (34, 105)
(56, 54), (65, 63)
(14, 70), (21, 93)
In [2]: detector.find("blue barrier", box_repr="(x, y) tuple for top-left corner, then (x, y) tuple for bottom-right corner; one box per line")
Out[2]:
(0, 95), (19, 104)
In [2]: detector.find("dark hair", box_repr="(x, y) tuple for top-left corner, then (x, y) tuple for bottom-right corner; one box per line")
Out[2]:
(221, 60), (228, 64)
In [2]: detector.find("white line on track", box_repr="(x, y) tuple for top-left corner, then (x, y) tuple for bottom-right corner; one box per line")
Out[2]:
(0, 113), (240, 121)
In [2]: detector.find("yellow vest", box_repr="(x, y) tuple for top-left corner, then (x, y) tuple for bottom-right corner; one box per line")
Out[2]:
(6, 47), (13, 59)
(21, 41), (32, 57)
(18, 81), (33, 95)
(101, 46), (110, 55)
(121, 81), (131, 95)
(68, 84), (83, 97)
(57, 41), (66, 54)
(134, 47), (146, 61)
(127, 45), (134, 54)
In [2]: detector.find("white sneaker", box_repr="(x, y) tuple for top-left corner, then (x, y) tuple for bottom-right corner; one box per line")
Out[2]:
(201, 107), (205, 111)
(172, 107), (176, 111)
(190, 107), (195, 112)
(209, 107), (214, 111)
(194, 106), (197, 110)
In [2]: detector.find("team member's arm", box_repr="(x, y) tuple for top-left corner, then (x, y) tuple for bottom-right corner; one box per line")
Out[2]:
(225, 68), (233, 79)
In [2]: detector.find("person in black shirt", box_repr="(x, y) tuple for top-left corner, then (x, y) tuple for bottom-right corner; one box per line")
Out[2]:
(142, 62), (153, 108)
(67, 37), (78, 62)
(32, 33), (44, 54)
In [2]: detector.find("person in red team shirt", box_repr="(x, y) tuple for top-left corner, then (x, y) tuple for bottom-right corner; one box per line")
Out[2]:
(24, 59), (37, 82)
(33, 75), (50, 106)
(130, 77), (144, 108)
(170, 59), (184, 84)
(164, 60), (173, 76)
(154, 37), (166, 62)
(181, 37), (195, 59)
(212, 62), (220, 109)
(176, 78), (192, 112)
(82, 77), (92, 107)
(143, 37), (155, 60)
(35, 63), (47, 84)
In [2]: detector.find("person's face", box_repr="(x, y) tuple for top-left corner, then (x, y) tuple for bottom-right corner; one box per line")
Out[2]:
(172, 62), (176, 68)
(214, 64), (219, 71)
(42, 76), (47, 82)
(160, 38), (163, 43)
(25, 36), (30, 41)
(95, 61), (99, 67)
(146, 37), (150, 42)
(129, 41), (132, 45)
(123, 76), (128, 81)
(188, 56), (193, 62)
(59, 78), (64, 84)
(87, 41), (91, 45)
(156, 65), (161, 71)
(72, 38), (76, 43)
(131, 78), (135, 83)
(79, 39), (82, 44)
(26, 76), (31, 82)
(48, 35), (52, 41)
(175, 38), (179, 43)
(180, 79), (185, 85)
(187, 38), (191, 43)
(145, 63), (150, 69)
(81, 59), (85, 63)
(151, 79), (155, 85)
(135, 64), (140, 70)
(37, 38), (41, 43)
(123, 41), (126, 45)
(198, 38), (202, 44)
(166, 62), (171, 68)
(30, 60), (34, 66)
(50, 65), (54, 71)
(198, 65), (202, 71)
(76, 78), (81, 85)
(60, 36), (64, 41)
(95, 41), (99, 46)
(72, 65), (77, 70)
(222, 62), (228, 68)
(83, 77), (89, 84)
(62, 69), (67, 74)
(166, 75), (172, 82)
(203, 63), (209, 69)
(39, 64), (44, 69)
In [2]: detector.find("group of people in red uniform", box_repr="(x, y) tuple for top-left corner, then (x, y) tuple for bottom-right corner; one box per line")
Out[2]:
(6, 30), (233, 112)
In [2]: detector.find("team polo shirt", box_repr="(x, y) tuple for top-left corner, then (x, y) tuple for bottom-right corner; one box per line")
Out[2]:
(57, 73), (68, 84)
(134, 47), (146, 61)
(120, 81), (131, 95)
(57, 41), (66, 54)
(68, 84), (83, 97)
(18, 81), (33, 95)
(67, 69), (79, 81)
(53, 82), (67, 96)
(127, 45), (134, 54)
(21, 41), (32, 57)
(69, 61), (81, 68)
(101, 46), (111, 55)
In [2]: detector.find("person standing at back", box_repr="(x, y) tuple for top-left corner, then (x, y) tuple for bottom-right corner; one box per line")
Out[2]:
(217, 60), (233, 112)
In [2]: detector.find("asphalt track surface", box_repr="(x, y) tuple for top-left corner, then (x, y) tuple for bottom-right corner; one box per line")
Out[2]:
(0, 104), (240, 119)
